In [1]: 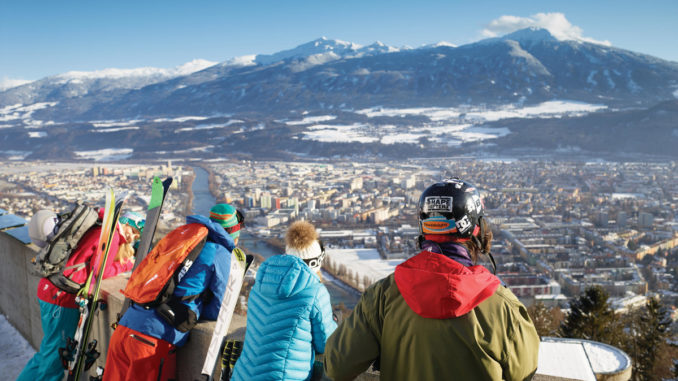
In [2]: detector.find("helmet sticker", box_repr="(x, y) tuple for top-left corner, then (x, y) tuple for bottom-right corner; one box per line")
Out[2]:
(423, 196), (453, 213)
(468, 194), (482, 214)
(457, 215), (472, 233)
(421, 216), (458, 234)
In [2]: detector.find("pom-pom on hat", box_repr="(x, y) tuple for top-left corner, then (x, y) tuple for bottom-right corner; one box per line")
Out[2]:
(210, 203), (241, 239)
(286, 221), (324, 271)
(29, 210), (58, 248)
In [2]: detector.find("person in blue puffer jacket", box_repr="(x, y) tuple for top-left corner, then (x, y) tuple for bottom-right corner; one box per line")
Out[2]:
(104, 203), (243, 381)
(231, 221), (337, 381)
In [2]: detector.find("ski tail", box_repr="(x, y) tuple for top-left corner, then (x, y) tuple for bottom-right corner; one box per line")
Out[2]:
(200, 252), (253, 379)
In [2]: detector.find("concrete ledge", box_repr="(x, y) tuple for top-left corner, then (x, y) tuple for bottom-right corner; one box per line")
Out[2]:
(0, 230), (631, 381)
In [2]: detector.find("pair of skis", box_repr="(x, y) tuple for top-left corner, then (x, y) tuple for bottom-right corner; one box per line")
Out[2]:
(62, 189), (127, 381)
(62, 177), (173, 381)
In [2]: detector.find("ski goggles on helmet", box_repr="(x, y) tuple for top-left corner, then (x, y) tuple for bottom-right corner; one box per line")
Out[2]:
(302, 240), (326, 270)
(119, 212), (145, 234)
(421, 216), (459, 235)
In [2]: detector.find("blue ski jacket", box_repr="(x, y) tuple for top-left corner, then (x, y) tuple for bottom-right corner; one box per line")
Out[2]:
(231, 254), (337, 381)
(120, 215), (234, 346)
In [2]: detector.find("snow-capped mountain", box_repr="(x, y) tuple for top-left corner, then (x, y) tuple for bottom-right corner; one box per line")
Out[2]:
(1, 28), (677, 161)
(254, 37), (399, 65)
(0, 59), (217, 107)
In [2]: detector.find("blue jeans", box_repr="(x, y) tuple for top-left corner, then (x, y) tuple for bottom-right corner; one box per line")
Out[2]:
(17, 300), (80, 381)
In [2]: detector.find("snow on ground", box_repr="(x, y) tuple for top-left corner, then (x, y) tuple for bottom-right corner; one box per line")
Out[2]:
(356, 106), (462, 120)
(445, 126), (511, 144)
(74, 148), (133, 161)
(464, 101), (606, 122)
(537, 340), (597, 381)
(303, 123), (378, 143)
(0, 314), (35, 379)
(380, 132), (424, 144)
(175, 120), (243, 132)
(91, 126), (139, 133)
(0, 102), (58, 122)
(152, 116), (209, 123)
(91, 120), (142, 128)
(325, 248), (404, 285)
(582, 341), (630, 373)
(153, 145), (215, 155)
(357, 100), (606, 123)
(286, 115), (337, 125)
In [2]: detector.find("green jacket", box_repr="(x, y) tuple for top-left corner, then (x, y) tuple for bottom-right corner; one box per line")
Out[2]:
(324, 251), (539, 381)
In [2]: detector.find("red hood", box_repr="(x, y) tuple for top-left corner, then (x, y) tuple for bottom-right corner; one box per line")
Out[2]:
(394, 251), (500, 319)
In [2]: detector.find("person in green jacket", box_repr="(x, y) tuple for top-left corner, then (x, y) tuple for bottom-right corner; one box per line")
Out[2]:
(324, 178), (540, 381)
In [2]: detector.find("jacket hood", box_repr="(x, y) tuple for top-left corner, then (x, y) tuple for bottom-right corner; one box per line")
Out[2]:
(186, 214), (235, 252)
(255, 254), (320, 299)
(394, 251), (500, 319)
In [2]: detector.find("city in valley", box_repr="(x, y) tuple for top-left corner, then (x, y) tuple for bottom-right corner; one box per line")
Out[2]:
(1, 158), (677, 317)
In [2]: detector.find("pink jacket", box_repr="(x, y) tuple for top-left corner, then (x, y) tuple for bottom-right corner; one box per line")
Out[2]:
(37, 225), (133, 308)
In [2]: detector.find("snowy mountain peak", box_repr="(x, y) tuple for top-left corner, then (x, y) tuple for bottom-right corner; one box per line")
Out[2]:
(256, 37), (362, 65)
(54, 59), (217, 81)
(426, 41), (458, 49)
(502, 27), (558, 43)
(172, 59), (218, 75)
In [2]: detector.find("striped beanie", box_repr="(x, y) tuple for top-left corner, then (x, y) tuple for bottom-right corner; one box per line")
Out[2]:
(210, 203), (241, 239)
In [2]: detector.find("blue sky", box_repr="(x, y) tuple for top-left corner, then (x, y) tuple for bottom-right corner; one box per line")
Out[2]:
(1, 0), (677, 82)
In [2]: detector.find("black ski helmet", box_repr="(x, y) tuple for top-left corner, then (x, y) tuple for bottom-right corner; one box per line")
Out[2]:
(418, 178), (484, 239)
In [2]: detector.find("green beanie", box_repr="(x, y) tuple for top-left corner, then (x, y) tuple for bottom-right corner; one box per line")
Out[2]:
(209, 203), (240, 239)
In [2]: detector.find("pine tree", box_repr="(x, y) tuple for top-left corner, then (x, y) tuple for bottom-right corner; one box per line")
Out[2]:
(633, 297), (671, 381)
(559, 286), (623, 347)
(527, 302), (563, 337)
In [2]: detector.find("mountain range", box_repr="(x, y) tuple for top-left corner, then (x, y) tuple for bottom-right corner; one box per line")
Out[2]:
(1, 28), (677, 161)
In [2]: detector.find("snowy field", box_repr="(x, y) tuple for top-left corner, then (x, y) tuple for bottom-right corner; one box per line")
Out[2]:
(325, 248), (404, 287)
(74, 148), (134, 161)
(298, 100), (603, 145)
(0, 314), (35, 379)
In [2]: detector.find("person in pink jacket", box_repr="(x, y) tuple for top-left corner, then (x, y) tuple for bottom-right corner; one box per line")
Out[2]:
(18, 209), (143, 381)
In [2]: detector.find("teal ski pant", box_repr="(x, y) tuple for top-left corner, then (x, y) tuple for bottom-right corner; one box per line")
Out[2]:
(17, 300), (80, 381)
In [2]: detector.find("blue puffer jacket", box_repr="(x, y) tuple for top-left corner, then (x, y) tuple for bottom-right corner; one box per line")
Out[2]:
(120, 215), (234, 346)
(231, 254), (337, 381)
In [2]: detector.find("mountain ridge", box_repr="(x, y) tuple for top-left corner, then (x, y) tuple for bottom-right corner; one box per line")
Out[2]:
(1, 28), (677, 161)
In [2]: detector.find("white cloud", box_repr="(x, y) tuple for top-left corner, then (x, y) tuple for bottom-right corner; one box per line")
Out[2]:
(481, 13), (611, 46)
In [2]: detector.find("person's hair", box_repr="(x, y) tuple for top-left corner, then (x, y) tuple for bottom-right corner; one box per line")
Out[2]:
(115, 242), (136, 264)
(458, 217), (492, 264)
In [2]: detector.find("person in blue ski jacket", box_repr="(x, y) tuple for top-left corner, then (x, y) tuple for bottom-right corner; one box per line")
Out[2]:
(231, 220), (337, 381)
(104, 203), (243, 381)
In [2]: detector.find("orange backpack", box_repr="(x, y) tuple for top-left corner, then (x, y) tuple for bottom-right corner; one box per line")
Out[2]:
(123, 223), (208, 307)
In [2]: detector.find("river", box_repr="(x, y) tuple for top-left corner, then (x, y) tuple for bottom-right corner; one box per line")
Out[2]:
(191, 166), (360, 308)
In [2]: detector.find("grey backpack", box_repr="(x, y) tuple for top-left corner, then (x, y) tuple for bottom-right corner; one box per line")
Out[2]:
(32, 203), (100, 293)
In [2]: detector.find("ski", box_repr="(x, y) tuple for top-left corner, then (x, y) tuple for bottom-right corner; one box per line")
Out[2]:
(64, 189), (127, 381)
(200, 251), (253, 381)
(133, 176), (173, 266)
(118, 176), (172, 318)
